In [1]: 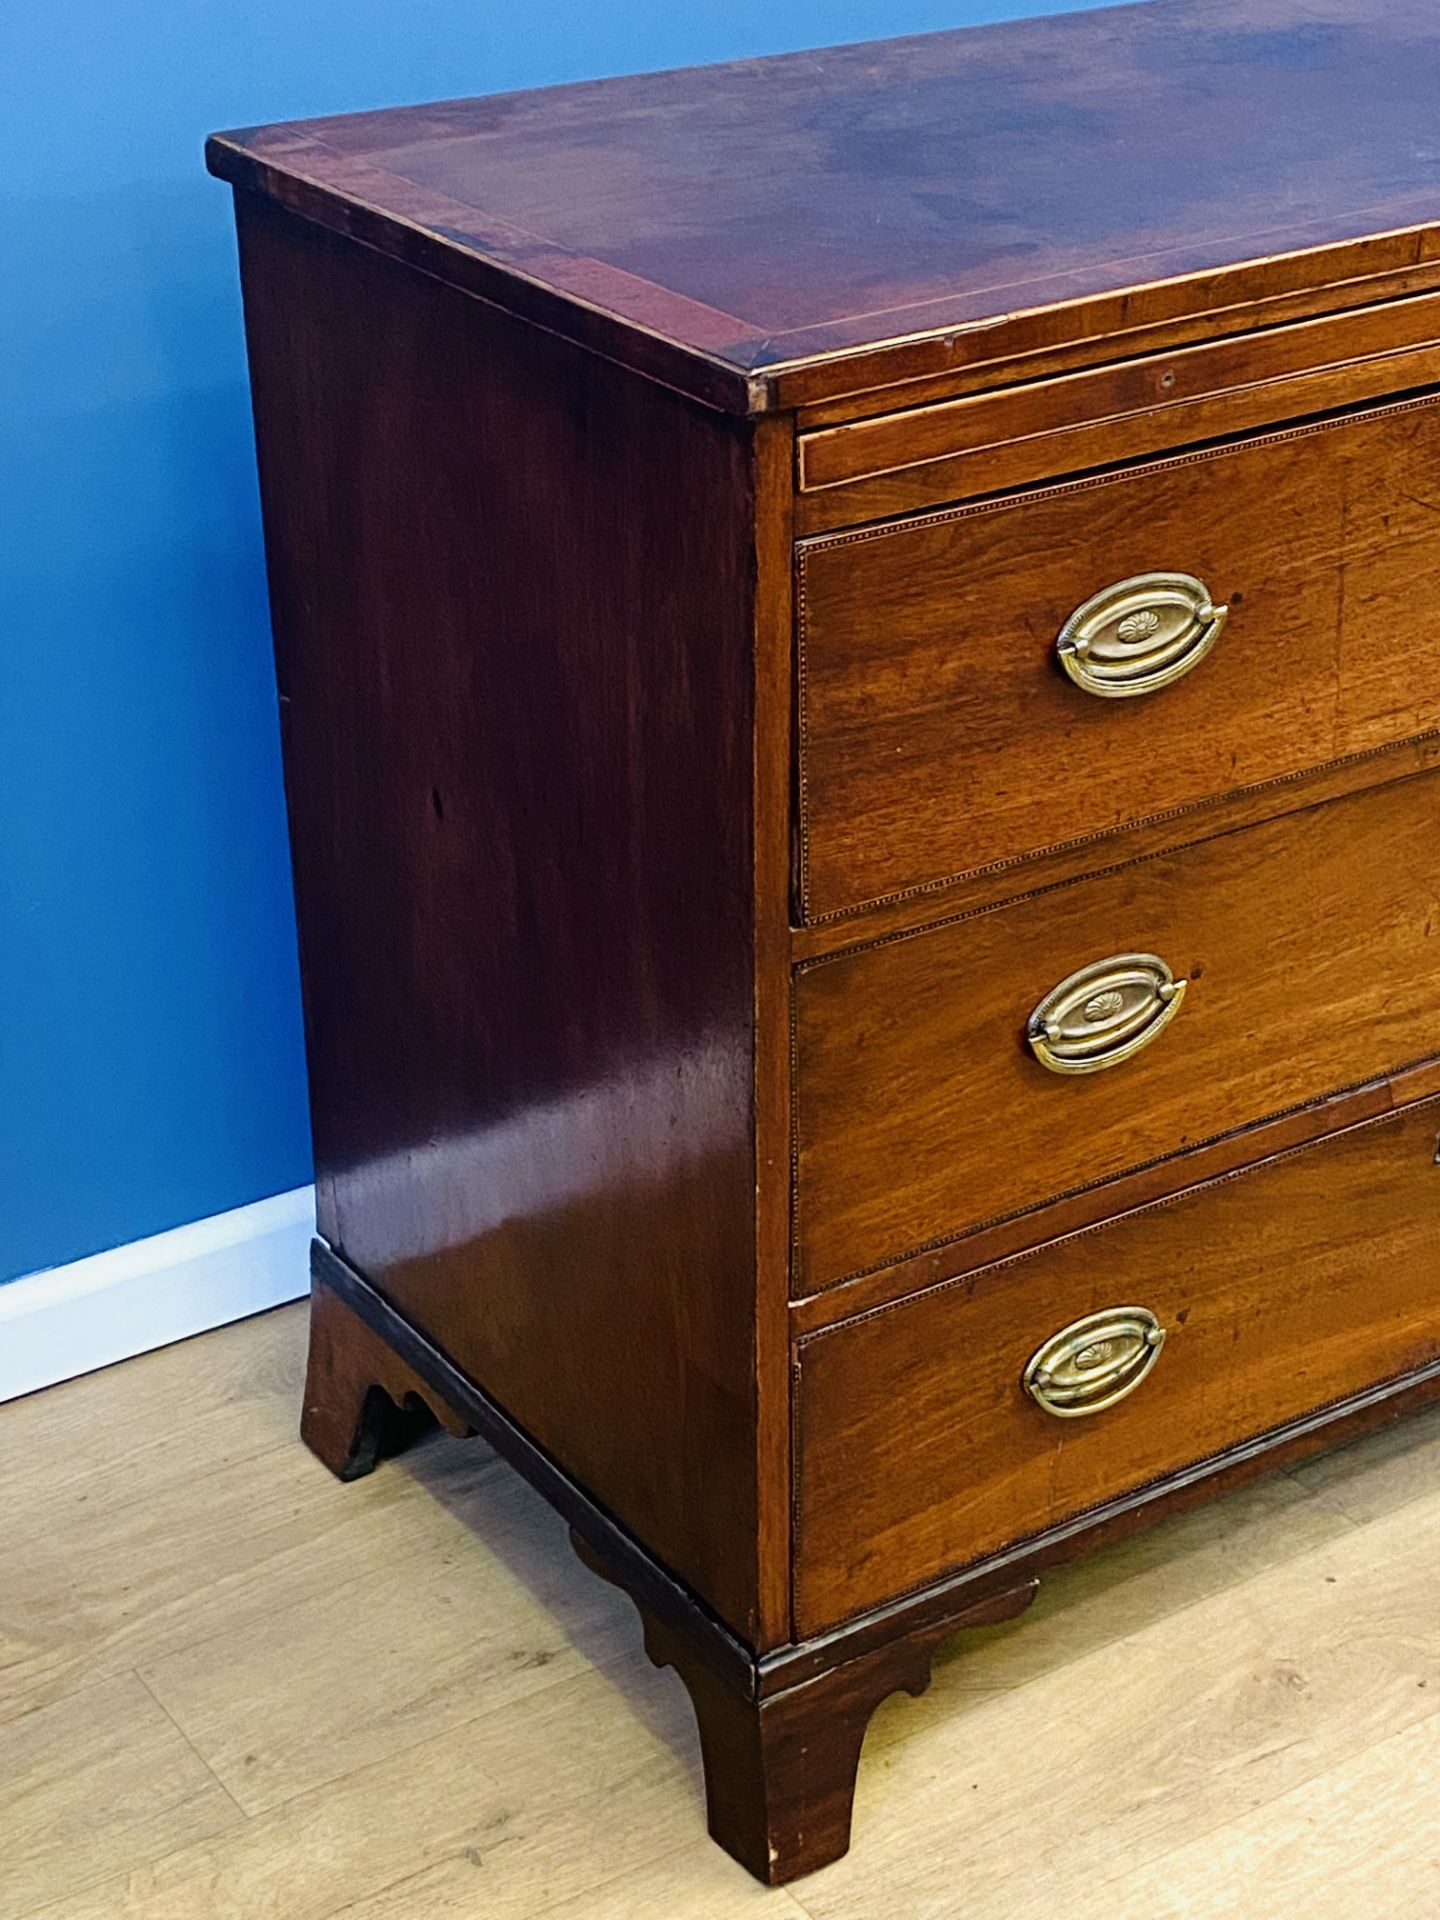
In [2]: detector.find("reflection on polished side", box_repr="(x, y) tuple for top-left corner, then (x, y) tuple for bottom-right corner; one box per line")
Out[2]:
(210, 0), (1440, 1884)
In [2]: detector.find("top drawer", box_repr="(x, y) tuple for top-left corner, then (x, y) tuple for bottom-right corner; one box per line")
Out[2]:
(796, 391), (1440, 923)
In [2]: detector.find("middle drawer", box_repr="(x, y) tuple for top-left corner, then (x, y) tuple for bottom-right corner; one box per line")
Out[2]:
(793, 770), (1440, 1293)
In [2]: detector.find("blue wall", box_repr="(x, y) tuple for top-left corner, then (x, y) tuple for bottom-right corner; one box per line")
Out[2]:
(1, 0), (1121, 1283)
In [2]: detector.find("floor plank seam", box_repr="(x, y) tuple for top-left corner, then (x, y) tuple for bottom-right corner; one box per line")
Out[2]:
(131, 1667), (254, 1822)
(138, 1619), (653, 1830)
(1275, 1461), (1372, 1528)
(1075, 1683), (1440, 1914)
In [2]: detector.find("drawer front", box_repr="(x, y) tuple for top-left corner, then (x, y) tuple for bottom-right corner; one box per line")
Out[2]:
(794, 1096), (1440, 1635)
(797, 391), (1440, 922)
(797, 291), (1440, 508)
(793, 772), (1440, 1292)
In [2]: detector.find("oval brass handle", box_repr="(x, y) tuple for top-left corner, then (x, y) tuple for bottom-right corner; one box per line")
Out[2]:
(1027, 953), (1187, 1075)
(1024, 1307), (1167, 1418)
(1057, 571), (1227, 698)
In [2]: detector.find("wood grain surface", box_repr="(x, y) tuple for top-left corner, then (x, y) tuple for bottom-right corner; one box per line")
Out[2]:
(798, 392), (1440, 922)
(235, 194), (774, 1639)
(790, 1058), (1440, 1331)
(794, 1095), (1440, 1633)
(797, 362), (1440, 533)
(208, 0), (1440, 409)
(799, 288), (1440, 493)
(794, 771), (1440, 1290)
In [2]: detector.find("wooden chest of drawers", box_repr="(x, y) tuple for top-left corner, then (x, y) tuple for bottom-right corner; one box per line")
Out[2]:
(209, 0), (1440, 1884)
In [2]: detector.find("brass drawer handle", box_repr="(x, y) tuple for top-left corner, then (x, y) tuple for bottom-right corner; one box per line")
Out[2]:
(1027, 953), (1187, 1076)
(1024, 1307), (1167, 1418)
(1057, 571), (1228, 698)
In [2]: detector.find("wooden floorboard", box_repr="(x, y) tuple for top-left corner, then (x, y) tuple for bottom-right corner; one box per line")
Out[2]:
(5, 1302), (1440, 1918)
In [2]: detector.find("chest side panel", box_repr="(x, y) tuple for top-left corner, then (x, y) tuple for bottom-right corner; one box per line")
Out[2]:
(235, 194), (767, 1638)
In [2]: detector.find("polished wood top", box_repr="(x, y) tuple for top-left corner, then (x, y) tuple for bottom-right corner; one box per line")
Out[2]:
(209, 0), (1440, 411)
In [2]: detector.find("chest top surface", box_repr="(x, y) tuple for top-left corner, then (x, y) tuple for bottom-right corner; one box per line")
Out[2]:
(209, 0), (1440, 410)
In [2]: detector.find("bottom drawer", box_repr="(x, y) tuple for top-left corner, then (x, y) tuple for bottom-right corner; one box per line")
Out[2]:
(793, 1095), (1440, 1635)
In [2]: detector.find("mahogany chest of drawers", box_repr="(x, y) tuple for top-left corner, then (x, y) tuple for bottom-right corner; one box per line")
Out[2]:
(209, 0), (1440, 1883)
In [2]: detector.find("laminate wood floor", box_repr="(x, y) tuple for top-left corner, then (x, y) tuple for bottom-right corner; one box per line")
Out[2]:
(5, 1301), (1440, 1919)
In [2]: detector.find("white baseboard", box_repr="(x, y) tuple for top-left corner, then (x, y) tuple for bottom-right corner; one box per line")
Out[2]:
(0, 1186), (315, 1403)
